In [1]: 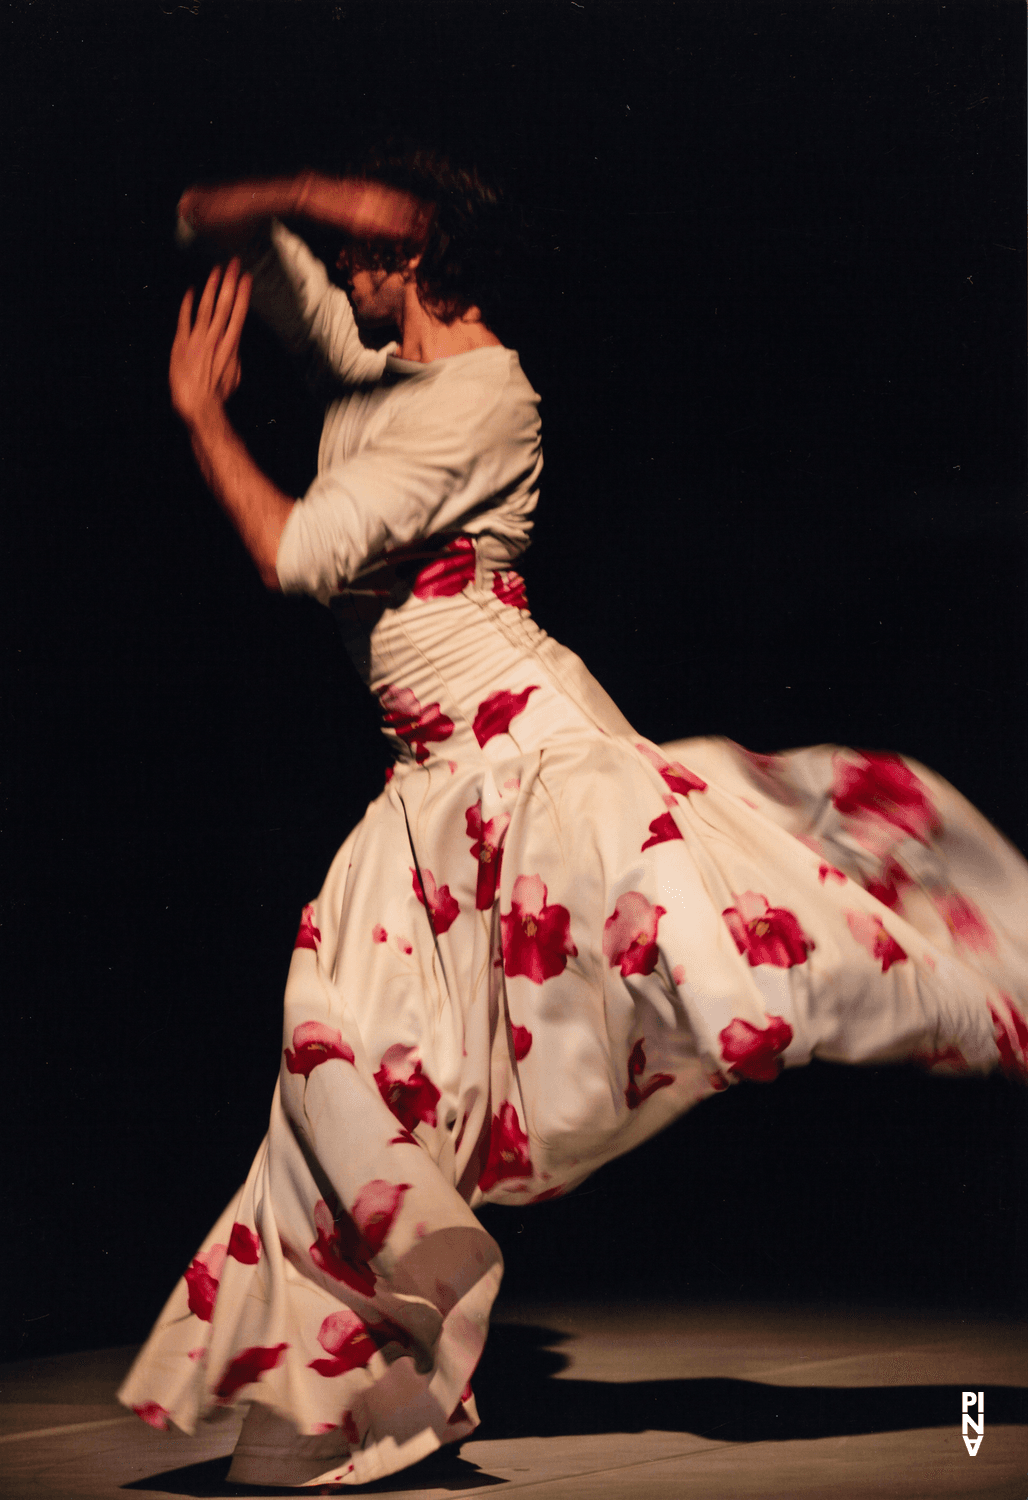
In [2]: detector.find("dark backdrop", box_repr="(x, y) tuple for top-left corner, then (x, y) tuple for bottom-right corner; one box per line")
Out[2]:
(2, 1), (1025, 1363)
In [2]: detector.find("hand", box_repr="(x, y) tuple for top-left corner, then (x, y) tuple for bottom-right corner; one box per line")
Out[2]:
(170, 259), (251, 426)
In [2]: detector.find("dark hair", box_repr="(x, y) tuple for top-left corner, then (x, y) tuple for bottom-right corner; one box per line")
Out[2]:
(342, 142), (520, 330)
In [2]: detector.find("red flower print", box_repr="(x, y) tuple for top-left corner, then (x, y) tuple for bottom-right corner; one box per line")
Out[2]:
(478, 1101), (533, 1192)
(708, 1071), (729, 1092)
(493, 570), (529, 610)
(933, 890), (995, 953)
(501, 874), (577, 982)
(831, 752), (939, 844)
(723, 892), (814, 968)
(412, 536), (476, 599)
(510, 1024), (533, 1061)
(465, 801), (511, 910)
(308, 1310), (379, 1378)
(988, 997), (1028, 1081)
(214, 1343), (289, 1401)
(309, 1181), (411, 1296)
(342, 1411), (361, 1446)
(472, 686), (540, 747)
(641, 812), (684, 852)
(228, 1223), (261, 1265)
(636, 743), (707, 797)
(846, 910), (907, 971)
(864, 858), (912, 910)
(285, 1021), (355, 1078)
(380, 684), (454, 764)
(818, 863), (847, 885)
(372, 924), (387, 943)
(133, 1402), (170, 1431)
(603, 892), (667, 977)
(719, 1015), (794, 1081)
(374, 1044), (441, 1131)
(625, 1038), (675, 1108)
(411, 867), (459, 934)
(184, 1243), (227, 1322)
(294, 903), (321, 952)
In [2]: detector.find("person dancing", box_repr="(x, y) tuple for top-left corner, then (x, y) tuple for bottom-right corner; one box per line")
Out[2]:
(118, 147), (1028, 1489)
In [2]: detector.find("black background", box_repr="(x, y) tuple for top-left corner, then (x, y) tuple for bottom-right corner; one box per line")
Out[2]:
(2, 1), (1025, 1364)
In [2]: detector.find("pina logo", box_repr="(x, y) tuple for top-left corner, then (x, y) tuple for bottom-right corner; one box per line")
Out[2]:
(961, 1390), (984, 1456)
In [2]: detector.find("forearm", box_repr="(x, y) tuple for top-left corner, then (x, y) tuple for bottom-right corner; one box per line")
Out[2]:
(187, 404), (293, 590)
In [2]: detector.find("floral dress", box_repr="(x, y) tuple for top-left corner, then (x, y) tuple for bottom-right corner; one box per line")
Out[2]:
(118, 231), (1028, 1490)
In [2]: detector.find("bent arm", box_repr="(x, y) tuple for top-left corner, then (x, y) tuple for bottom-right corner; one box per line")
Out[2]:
(177, 172), (432, 249)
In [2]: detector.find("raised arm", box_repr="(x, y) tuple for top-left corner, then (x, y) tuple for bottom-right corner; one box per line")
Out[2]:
(177, 172), (432, 249)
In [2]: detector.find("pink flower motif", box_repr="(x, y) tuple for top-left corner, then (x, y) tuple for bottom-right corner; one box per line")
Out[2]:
(493, 570), (529, 610)
(672, 963), (686, 985)
(723, 892), (815, 968)
(380, 684), (454, 764)
(374, 1044), (440, 1131)
(625, 1038), (675, 1108)
(285, 1021), (355, 1078)
(187, 1347), (207, 1362)
(641, 812), (684, 851)
(294, 903), (321, 951)
(933, 890), (995, 952)
(603, 892), (666, 977)
(184, 1243), (227, 1322)
(309, 1181), (411, 1296)
(227, 1223), (261, 1265)
(510, 1024), (533, 1061)
(478, 1101), (533, 1192)
(411, 867), (459, 934)
(864, 858), (912, 910)
(988, 996), (1028, 1081)
(465, 801), (511, 910)
(412, 536), (477, 599)
(831, 752), (939, 844)
(501, 874), (577, 982)
(214, 1343), (289, 1401)
(846, 910), (907, 971)
(719, 1015), (794, 1081)
(636, 743), (707, 796)
(818, 862), (847, 885)
(372, 924), (388, 943)
(308, 1310), (379, 1378)
(472, 685), (540, 747)
(133, 1402), (170, 1431)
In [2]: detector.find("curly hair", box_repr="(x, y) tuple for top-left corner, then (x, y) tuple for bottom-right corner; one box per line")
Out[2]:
(339, 142), (520, 330)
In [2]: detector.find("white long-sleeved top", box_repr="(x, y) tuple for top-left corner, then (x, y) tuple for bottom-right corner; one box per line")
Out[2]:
(248, 223), (543, 604)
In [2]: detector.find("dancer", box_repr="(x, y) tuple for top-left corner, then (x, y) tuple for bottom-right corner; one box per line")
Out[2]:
(119, 148), (1028, 1489)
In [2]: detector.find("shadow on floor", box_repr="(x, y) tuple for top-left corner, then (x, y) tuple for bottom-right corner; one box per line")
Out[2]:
(122, 1323), (1028, 1496)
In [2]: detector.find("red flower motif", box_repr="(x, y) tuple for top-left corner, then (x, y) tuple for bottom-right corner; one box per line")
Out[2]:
(864, 858), (912, 910)
(215, 1343), (289, 1401)
(818, 862), (847, 885)
(641, 812), (684, 852)
(380, 684), (454, 764)
(603, 892), (667, 977)
(831, 752), (939, 844)
(309, 1181), (411, 1296)
(934, 890), (995, 952)
(294, 903), (321, 951)
(493, 570), (529, 610)
(501, 874), (577, 982)
(374, 1044), (440, 1130)
(478, 1101), (533, 1192)
(636, 743), (707, 796)
(511, 1024), (533, 1061)
(723, 892), (814, 968)
(342, 1411), (361, 1446)
(846, 910), (907, 971)
(184, 1243), (227, 1322)
(308, 1310), (379, 1377)
(472, 685), (540, 747)
(133, 1402), (170, 1431)
(625, 1038), (675, 1108)
(988, 997), (1028, 1081)
(372, 924), (387, 943)
(719, 1014), (794, 1081)
(465, 801), (511, 910)
(412, 536), (476, 599)
(411, 867), (460, 934)
(285, 1021), (355, 1078)
(228, 1223), (261, 1265)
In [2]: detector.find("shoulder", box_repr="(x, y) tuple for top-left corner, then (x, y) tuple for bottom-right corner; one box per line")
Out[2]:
(388, 349), (539, 438)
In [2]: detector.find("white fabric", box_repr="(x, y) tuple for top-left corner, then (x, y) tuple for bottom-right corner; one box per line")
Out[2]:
(118, 232), (1028, 1489)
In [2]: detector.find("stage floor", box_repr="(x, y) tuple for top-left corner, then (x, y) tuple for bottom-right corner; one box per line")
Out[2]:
(1, 1302), (1024, 1499)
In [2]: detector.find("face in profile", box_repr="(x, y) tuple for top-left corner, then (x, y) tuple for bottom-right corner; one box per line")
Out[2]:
(337, 241), (414, 327)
